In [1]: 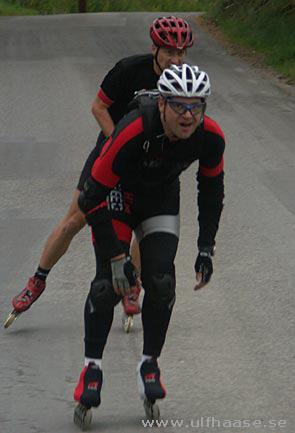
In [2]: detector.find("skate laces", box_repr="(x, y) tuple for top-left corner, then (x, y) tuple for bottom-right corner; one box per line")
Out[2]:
(128, 287), (140, 303)
(20, 290), (34, 302)
(18, 278), (44, 302)
(122, 292), (138, 305)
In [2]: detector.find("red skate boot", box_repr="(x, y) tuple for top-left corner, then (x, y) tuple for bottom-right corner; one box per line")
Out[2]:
(4, 276), (46, 329)
(121, 286), (141, 333)
(74, 363), (103, 430)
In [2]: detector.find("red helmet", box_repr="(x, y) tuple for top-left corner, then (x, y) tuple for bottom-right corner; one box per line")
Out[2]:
(150, 16), (194, 50)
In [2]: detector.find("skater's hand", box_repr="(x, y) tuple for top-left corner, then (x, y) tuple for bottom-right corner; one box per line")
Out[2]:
(111, 254), (141, 296)
(194, 250), (213, 291)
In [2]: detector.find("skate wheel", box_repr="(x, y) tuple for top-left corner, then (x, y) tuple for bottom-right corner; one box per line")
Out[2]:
(143, 399), (160, 420)
(4, 310), (20, 329)
(74, 403), (92, 431)
(122, 313), (133, 333)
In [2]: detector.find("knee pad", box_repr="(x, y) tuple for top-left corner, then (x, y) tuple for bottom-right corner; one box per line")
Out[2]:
(145, 273), (176, 309)
(89, 278), (119, 311)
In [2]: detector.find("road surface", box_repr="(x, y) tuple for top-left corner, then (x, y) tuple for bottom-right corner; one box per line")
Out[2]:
(0, 11), (294, 433)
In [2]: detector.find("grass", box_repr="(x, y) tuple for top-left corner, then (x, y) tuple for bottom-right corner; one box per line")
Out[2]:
(204, 0), (295, 82)
(87, 0), (207, 12)
(0, 0), (38, 15)
(0, 0), (206, 14)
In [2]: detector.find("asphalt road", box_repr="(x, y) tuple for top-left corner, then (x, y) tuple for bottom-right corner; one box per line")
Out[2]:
(0, 11), (294, 433)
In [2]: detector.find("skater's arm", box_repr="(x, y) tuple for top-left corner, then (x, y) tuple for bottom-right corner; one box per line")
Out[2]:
(91, 91), (115, 138)
(194, 119), (225, 290)
(91, 59), (128, 138)
(197, 118), (225, 249)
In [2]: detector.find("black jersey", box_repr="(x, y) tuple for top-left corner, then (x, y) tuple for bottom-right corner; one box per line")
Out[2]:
(97, 54), (159, 125)
(77, 55), (159, 192)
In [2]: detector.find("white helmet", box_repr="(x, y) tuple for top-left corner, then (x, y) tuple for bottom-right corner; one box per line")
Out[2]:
(157, 64), (211, 98)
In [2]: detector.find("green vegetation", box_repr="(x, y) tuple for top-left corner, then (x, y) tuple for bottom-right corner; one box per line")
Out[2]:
(0, 0), (38, 14)
(87, 0), (207, 12)
(204, 0), (295, 82)
(0, 0), (206, 14)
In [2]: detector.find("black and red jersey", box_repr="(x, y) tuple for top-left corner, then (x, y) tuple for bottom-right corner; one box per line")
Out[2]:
(97, 54), (159, 125)
(91, 104), (225, 194)
(84, 101), (225, 253)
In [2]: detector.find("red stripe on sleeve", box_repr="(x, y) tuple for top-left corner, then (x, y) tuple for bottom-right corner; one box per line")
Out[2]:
(112, 219), (132, 244)
(204, 117), (225, 141)
(200, 156), (224, 177)
(98, 88), (114, 106)
(91, 116), (143, 188)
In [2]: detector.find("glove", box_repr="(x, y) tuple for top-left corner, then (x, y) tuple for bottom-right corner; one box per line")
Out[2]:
(194, 248), (214, 285)
(111, 255), (138, 296)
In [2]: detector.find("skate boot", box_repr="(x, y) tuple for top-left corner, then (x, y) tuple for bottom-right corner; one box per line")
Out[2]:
(121, 286), (141, 333)
(74, 363), (103, 431)
(4, 276), (46, 329)
(137, 359), (166, 420)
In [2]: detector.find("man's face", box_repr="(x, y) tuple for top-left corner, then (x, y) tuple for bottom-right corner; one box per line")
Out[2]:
(158, 96), (204, 140)
(152, 45), (186, 74)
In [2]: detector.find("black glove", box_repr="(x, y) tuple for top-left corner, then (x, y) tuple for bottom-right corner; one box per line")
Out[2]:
(194, 249), (214, 284)
(111, 255), (138, 296)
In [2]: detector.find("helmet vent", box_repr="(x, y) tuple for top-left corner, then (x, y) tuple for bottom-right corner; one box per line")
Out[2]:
(157, 64), (211, 98)
(150, 16), (194, 49)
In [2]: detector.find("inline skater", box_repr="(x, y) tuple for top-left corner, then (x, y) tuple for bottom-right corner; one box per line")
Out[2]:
(5, 16), (194, 328)
(73, 63), (225, 428)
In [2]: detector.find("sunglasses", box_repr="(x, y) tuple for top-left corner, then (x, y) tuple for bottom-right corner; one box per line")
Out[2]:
(166, 98), (205, 115)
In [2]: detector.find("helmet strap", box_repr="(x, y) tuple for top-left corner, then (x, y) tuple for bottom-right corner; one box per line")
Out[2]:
(154, 46), (163, 74)
(200, 99), (207, 123)
(163, 98), (167, 122)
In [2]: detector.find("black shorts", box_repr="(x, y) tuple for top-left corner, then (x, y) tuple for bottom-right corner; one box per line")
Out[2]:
(77, 132), (106, 191)
(108, 179), (180, 245)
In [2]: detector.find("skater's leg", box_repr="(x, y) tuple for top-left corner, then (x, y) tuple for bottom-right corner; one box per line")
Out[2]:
(11, 138), (106, 315)
(39, 190), (85, 270)
(83, 238), (131, 359)
(75, 235), (132, 403)
(130, 237), (141, 276)
(93, 198), (141, 317)
(121, 237), (142, 317)
(29, 139), (104, 273)
(140, 232), (178, 358)
(136, 231), (178, 402)
(84, 277), (121, 359)
(38, 137), (106, 272)
(11, 190), (85, 313)
(74, 275), (121, 409)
